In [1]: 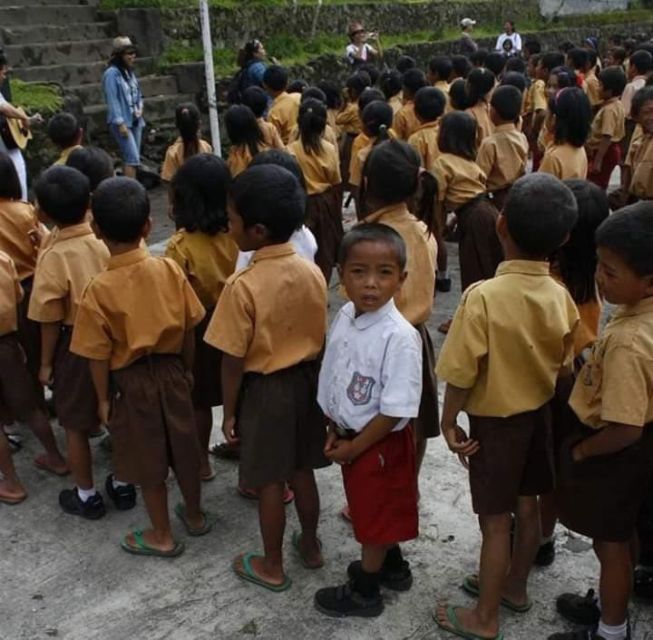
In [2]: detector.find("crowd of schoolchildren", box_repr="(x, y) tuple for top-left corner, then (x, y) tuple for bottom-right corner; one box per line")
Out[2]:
(0, 25), (652, 640)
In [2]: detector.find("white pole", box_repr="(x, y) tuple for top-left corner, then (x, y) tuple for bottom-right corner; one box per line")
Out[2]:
(199, 0), (221, 156)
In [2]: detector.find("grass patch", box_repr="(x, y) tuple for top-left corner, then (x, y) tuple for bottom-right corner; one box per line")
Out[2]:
(10, 79), (64, 114)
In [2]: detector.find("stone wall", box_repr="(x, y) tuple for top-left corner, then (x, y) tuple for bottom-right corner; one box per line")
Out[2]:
(162, 0), (541, 47)
(540, 0), (629, 17)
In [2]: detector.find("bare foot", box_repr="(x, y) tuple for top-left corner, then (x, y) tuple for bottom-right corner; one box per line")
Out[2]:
(233, 553), (286, 586)
(33, 453), (69, 476)
(200, 461), (216, 481)
(0, 478), (27, 504)
(467, 574), (530, 609)
(298, 532), (324, 569)
(436, 604), (499, 639)
(182, 508), (206, 531)
(125, 528), (176, 553)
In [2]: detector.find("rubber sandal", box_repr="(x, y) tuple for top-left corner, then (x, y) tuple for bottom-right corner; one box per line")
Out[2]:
(237, 485), (295, 505)
(0, 491), (27, 505)
(462, 575), (533, 613)
(120, 530), (185, 558)
(433, 605), (504, 640)
(291, 530), (324, 569)
(174, 502), (213, 537)
(33, 457), (69, 477)
(209, 442), (240, 460)
(233, 552), (292, 592)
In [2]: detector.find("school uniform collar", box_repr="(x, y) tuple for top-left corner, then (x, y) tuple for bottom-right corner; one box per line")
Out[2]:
(251, 242), (295, 263)
(494, 123), (517, 133)
(416, 121), (439, 133)
(603, 97), (619, 106)
(612, 296), (653, 319)
(363, 203), (411, 224)
(272, 91), (289, 105)
(107, 246), (150, 270)
(495, 260), (550, 277)
(52, 222), (95, 243)
(341, 298), (398, 330)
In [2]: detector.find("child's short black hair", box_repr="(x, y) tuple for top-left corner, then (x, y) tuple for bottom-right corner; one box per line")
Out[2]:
(358, 87), (386, 112)
(504, 173), (578, 257)
(171, 154), (230, 236)
(346, 71), (372, 99)
(414, 87), (446, 122)
(598, 66), (627, 97)
(586, 49), (598, 67)
(631, 86), (653, 119)
(429, 55), (453, 82)
(301, 86), (327, 104)
(379, 70), (402, 100)
(92, 177), (150, 244)
(396, 55), (416, 74)
(262, 65), (289, 92)
(610, 47), (627, 64)
(47, 112), (80, 149)
(0, 151), (22, 200)
(225, 104), (263, 157)
(66, 146), (113, 192)
(242, 86), (269, 118)
(448, 78), (468, 110)
(402, 68), (428, 98)
(566, 48), (589, 71)
(34, 166), (90, 225)
(451, 55), (472, 79)
(361, 100), (393, 138)
(363, 139), (420, 204)
(540, 52), (565, 73)
(317, 80), (343, 110)
(288, 79), (308, 94)
(558, 40), (576, 54)
(485, 52), (506, 78)
(523, 38), (541, 56)
(500, 71), (527, 93)
(505, 57), (526, 75)
(551, 87), (592, 148)
(466, 67), (496, 106)
(358, 63), (380, 87)
(491, 85), (522, 122)
(596, 202), (653, 276)
(438, 111), (477, 160)
(470, 49), (489, 68)
(250, 149), (307, 193)
(630, 49), (653, 75)
(338, 223), (407, 270)
(232, 165), (305, 242)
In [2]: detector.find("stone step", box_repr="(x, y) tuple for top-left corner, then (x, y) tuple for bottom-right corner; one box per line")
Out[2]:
(12, 57), (157, 86)
(67, 75), (180, 106)
(0, 22), (114, 46)
(5, 39), (115, 68)
(0, 5), (97, 27)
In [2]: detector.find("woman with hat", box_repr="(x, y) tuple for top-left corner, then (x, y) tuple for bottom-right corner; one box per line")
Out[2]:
(103, 36), (144, 179)
(459, 18), (479, 55)
(346, 22), (379, 66)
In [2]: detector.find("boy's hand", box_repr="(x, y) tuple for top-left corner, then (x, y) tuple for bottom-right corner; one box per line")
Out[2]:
(324, 423), (338, 454)
(222, 415), (240, 446)
(38, 364), (53, 387)
(591, 157), (603, 174)
(325, 438), (356, 465)
(98, 400), (111, 426)
(443, 423), (480, 468)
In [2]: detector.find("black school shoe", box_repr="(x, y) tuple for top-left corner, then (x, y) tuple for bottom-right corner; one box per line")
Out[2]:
(535, 540), (556, 567)
(105, 474), (136, 511)
(314, 581), (384, 618)
(59, 488), (106, 520)
(634, 566), (653, 600)
(435, 278), (452, 293)
(556, 589), (601, 626)
(347, 558), (413, 592)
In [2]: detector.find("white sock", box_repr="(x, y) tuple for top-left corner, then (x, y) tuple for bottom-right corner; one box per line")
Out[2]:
(597, 619), (628, 640)
(77, 487), (97, 502)
(112, 478), (129, 489)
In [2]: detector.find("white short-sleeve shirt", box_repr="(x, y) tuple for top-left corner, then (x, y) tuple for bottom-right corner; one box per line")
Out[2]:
(346, 43), (373, 65)
(318, 298), (423, 433)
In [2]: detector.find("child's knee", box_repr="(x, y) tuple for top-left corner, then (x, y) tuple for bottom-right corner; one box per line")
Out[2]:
(479, 512), (513, 536)
(516, 495), (540, 519)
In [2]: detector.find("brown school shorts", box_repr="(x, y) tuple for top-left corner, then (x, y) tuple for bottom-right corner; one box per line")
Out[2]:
(109, 354), (201, 490)
(414, 323), (440, 440)
(557, 416), (653, 543)
(469, 403), (554, 515)
(305, 187), (344, 285)
(0, 332), (40, 423)
(192, 310), (223, 410)
(237, 360), (330, 489)
(53, 327), (100, 433)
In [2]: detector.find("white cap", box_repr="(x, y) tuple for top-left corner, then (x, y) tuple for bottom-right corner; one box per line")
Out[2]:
(461, 18), (477, 28)
(112, 36), (135, 54)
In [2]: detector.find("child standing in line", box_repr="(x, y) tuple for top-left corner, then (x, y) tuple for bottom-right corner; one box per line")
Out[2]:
(435, 173), (580, 640)
(30, 167), (134, 520)
(427, 56), (453, 97)
(288, 99), (342, 284)
(165, 154), (238, 482)
(225, 105), (272, 177)
(47, 112), (83, 167)
(314, 224), (422, 618)
(393, 68), (428, 140)
(550, 203), (653, 640)
(621, 50), (652, 157)
(465, 67), (496, 145)
(587, 67), (627, 190)
(242, 86), (286, 150)
(316, 80), (343, 132)
(584, 49), (603, 113)
(205, 165), (328, 591)
(337, 71), (371, 184)
(623, 86), (653, 203)
(264, 65), (302, 145)
(379, 70), (403, 115)
(71, 177), (209, 557)
(476, 85), (529, 211)
(287, 88), (340, 150)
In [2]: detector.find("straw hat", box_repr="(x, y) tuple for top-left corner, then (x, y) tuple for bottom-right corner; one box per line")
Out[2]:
(112, 36), (136, 55)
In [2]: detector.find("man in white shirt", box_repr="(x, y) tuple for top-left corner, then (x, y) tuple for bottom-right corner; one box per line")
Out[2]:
(495, 21), (522, 55)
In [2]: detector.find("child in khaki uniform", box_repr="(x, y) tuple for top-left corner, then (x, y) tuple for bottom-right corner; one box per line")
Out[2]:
(30, 166), (133, 520)
(337, 72), (370, 184)
(393, 69), (428, 140)
(551, 203), (653, 640)
(435, 173), (579, 640)
(205, 164), (328, 592)
(71, 177), (209, 558)
(623, 87), (653, 203)
(264, 65), (301, 145)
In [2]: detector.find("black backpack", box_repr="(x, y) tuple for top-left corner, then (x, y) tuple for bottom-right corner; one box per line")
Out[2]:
(226, 65), (251, 105)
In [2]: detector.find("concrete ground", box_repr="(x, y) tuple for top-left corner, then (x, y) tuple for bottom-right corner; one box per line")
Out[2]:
(1, 186), (652, 640)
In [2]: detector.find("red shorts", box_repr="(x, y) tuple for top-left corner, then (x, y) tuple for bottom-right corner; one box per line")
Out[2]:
(343, 425), (418, 545)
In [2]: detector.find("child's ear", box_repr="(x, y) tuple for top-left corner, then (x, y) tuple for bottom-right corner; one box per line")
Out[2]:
(253, 223), (270, 241)
(141, 217), (152, 240)
(496, 212), (508, 240)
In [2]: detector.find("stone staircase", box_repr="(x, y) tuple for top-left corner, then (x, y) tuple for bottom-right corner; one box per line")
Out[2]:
(0, 0), (191, 142)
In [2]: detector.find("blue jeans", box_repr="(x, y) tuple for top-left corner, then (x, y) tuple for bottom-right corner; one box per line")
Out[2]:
(109, 122), (143, 167)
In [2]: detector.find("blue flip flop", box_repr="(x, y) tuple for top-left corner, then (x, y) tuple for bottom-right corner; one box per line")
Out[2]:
(120, 530), (185, 558)
(433, 605), (504, 640)
(233, 552), (292, 592)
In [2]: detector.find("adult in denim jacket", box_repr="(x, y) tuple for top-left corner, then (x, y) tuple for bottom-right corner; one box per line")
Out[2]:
(103, 37), (144, 179)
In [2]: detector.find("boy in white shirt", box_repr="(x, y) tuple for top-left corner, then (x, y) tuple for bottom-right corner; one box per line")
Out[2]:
(314, 223), (422, 618)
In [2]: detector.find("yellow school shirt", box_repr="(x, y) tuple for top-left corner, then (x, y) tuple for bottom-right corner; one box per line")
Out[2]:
(267, 91), (301, 145)
(288, 123), (339, 150)
(160, 138), (213, 182)
(258, 119), (285, 150)
(408, 121), (441, 169)
(388, 94), (403, 115)
(348, 132), (371, 188)
(466, 101), (494, 145)
(570, 297), (653, 429)
(525, 79), (548, 114)
(585, 70), (602, 108)
(627, 133), (653, 199)
(335, 102), (362, 136)
(393, 101), (420, 141)
(0, 199), (42, 281)
(227, 142), (271, 177)
(436, 260), (579, 417)
(54, 145), (83, 167)
(287, 139), (341, 195)
(539, 144), (588, 180)
(430, 153), (486, 212)
(476, 123), (529, 192)
(587, 98), (626, 150)
(0, 251), (23, 336)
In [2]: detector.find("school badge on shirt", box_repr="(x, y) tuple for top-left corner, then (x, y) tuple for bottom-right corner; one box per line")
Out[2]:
(347, 371), (376, 406)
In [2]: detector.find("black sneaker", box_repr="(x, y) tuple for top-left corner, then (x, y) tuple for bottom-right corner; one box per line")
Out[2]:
(347, 559), (413, 592)
(556, 589), (601, 626)
(634, 566), (653, 600)
(435, 278), (452, 293)
(548, 631), (606, 640)
(535, 540), (556, 567)
(59, 488), (106, 520)
(105, 474), (136, 511)
(314, 582), (384, 618)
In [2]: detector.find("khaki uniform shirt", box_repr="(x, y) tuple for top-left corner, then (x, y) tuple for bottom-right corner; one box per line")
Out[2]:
(335, 102), (362, 136)
(431, 153), (486, 212)
(28, 222), (109, 326)
(539, 144), (588, 180)
(570, 297), (653, 429)
(584, 70), (602, 108)
(227, 142), (272, 177)
(362, 204), (437, 326)
(436, 260), (579, 417)
(627, 133), (653, 199)
(161, 138), (213, 182)
(288, 123), (338, 150)
(258, 119), (286, 150)
(71, 247), (205, 370)
(524, 79), (548, 114)
(287, 139), (341, 195)
(408, 121), (441, 169)
(393, 101), (420, 141)
(476, 123), (529, 192)
(0, 250), (22, 336)
(348, 132), (371, 188)
(53, 145), (83, 167)
(165, 230), (238, 309)
(466, 101), (494, 145)
(388, 94), (403, 115)
(587, 98), (626, 149)
(268, 91), (301, 145)
(0, 199), (41, 281)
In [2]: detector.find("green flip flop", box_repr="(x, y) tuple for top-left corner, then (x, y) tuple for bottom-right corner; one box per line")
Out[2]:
(233, 552), (292, 592)
(291, 531), (324, 569)
(462, 574), (533, 613)
(174, 502), (213, 537)
(433, 605), (505, 640)
(120, 530), (185, 558)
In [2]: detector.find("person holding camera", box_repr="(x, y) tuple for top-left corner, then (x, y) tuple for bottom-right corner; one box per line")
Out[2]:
(346, 23), (379, 66)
